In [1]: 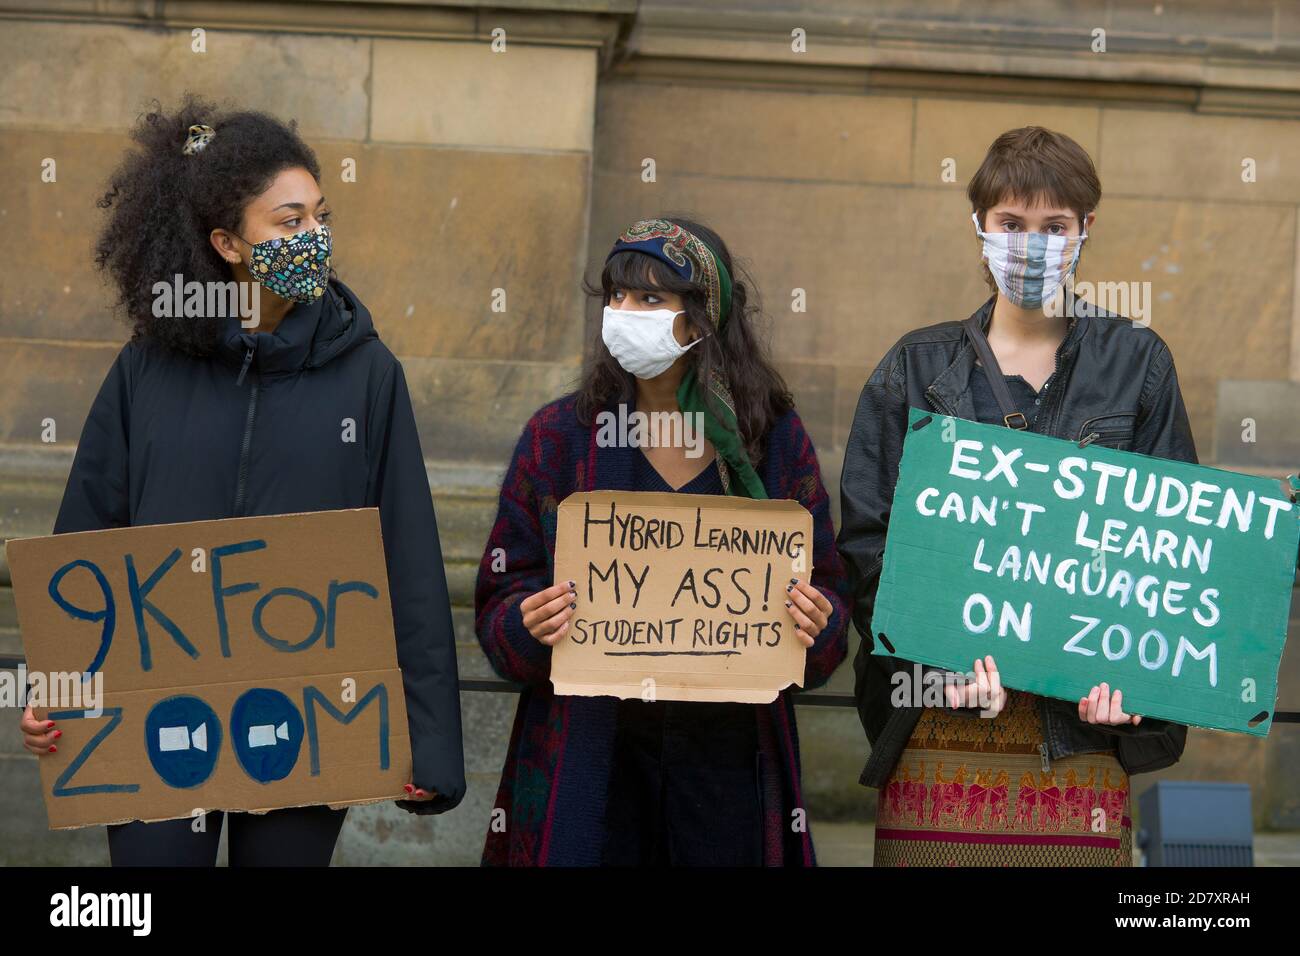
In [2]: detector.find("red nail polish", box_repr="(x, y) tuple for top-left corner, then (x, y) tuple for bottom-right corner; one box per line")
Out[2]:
(404, 784), (414, 794)
(53, 730), (62, 739)
(45, 721), (54, 729)
(49, 745), (57, 753)
(416, 789), (426, 797)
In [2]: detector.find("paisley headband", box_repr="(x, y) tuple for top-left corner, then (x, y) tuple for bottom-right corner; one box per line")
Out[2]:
(605, 218), (734, 329)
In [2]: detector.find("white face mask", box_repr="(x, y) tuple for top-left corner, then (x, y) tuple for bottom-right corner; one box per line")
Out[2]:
(601, 305), (702, 379)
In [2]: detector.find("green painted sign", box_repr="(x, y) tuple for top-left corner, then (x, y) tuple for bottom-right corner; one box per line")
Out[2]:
(870, 407), (1299, 736)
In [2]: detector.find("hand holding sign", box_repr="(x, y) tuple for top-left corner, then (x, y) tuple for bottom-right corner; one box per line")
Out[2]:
(521, 581), (580, 646)
(942, 655), (1008, 716)
(1078, 682), (1142, 726)
(19, 705), (60, 755)
(785, 579), (833, 647)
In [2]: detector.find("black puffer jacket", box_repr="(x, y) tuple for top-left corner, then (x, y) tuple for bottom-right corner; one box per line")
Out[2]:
(53, 278), (466, 813)
(838, 294), (1196, 788)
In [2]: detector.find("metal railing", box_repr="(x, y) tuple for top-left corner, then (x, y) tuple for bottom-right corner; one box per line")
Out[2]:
(2, 656), (1296, 721)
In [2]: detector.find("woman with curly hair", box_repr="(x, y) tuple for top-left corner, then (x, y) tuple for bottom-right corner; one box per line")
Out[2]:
(16, 95), (466, 865)
(474, 216), (852, 866)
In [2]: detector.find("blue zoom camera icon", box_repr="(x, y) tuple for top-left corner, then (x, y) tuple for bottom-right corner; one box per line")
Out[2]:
(144, 695), (222, 789)
(144, 688), (306, 787)
(229, 688), (305, 783)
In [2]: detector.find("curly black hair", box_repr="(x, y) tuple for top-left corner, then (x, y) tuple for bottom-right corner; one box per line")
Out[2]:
(95, 94), (322, 355)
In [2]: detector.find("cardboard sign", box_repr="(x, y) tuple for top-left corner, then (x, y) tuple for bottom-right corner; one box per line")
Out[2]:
(552, 491), (813, 704)
(871, 408), (1299, 735)
(6, 509), (411, 829)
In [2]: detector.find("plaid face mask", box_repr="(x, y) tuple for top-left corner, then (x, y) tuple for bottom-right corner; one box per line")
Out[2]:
(245, 223), (332, 303)
(972, 212), (1087, 309)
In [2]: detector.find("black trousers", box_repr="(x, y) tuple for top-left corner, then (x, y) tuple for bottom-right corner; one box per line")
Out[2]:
(106, 805), (347, 866)
(602, 699), (763, 866)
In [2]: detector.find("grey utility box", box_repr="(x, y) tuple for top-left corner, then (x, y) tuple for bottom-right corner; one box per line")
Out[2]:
(1137, 781), (1253, 866)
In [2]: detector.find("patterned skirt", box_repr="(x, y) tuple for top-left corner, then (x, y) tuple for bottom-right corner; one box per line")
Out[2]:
(873, 690), (1132, 866)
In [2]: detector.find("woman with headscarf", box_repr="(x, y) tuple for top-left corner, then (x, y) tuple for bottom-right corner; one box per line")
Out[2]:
(475, 216), (851, 866)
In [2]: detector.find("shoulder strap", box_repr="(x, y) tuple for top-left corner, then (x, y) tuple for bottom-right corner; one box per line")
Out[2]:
(962, 316), (1027, 430)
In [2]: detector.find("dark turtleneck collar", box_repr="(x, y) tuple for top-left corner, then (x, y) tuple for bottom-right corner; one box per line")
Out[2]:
(213, 278), (375, 382)
(216, 292), (323, 379)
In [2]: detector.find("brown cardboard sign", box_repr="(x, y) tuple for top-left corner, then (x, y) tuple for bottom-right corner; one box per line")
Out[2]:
(551, 491), (813, 704)
(5, 508), (411, 830)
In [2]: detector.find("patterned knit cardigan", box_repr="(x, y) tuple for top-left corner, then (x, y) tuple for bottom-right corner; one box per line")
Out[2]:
(474, 394), (851, 866)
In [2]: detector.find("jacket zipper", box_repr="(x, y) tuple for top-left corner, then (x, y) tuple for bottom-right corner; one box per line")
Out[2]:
(924, 385), (956, 416)
(232, 346), (259, 517)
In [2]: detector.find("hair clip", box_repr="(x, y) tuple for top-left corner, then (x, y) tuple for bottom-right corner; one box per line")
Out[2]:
(182, 124), (216, 156)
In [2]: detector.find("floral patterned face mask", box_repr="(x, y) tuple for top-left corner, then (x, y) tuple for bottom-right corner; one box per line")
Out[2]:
(242, 223), (332, 303)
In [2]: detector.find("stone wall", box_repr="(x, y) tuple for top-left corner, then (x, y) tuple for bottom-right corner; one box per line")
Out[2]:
(0, 1), (615, 865)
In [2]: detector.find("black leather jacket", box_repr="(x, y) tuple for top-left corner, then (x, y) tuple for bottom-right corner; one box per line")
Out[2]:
(838, 294), (1196, 789)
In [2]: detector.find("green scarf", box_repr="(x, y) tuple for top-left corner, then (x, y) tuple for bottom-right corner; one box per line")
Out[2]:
(677, 364), (767, 498)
